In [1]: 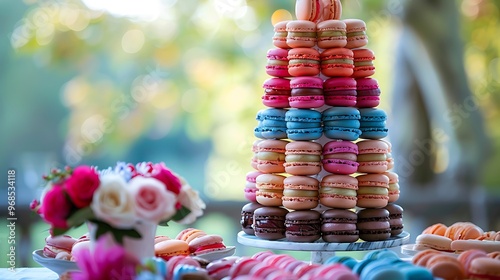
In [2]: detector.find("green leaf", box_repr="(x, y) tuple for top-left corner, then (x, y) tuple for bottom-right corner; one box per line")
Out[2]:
(171, 205), (191, 222)
(51, 227), (70, 236)
(89, 219), (142, 245)
(67, 207), (95, 227)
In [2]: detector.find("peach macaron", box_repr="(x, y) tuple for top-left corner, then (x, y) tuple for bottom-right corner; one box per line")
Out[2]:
(256, 173), (285, 207)
(320, 174), (358, 209)
(356, 139), (389, 174)
(284, 141), (322, 176)
(356, 173), (389, 208)
(282, 175), (320, 210)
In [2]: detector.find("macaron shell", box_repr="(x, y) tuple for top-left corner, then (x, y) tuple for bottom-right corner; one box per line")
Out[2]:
(288, 47), (321, 76)
(316, 19), (347, 49)
(320, 47), (354, 77)
(273, 21), (290, 49)
(295, 0), (321, 22)
(343, 18), (368, 49)
(352, 48), (375, 78)
(469, 257), (500, 279)
(286, 20), (317, 48)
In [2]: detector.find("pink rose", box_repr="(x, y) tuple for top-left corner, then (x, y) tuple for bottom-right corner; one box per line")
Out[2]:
(151, 163), (182, 195)
(127, 177), (176, 223)
(66, 166), (100, 208)
(41, 185), (72, 229)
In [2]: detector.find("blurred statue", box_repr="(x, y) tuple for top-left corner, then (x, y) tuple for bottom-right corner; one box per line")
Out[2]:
(390, 0), (491, 223)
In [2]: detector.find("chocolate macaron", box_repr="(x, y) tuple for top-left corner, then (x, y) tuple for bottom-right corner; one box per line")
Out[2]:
(321, 209), (359, 243)
(357, 208), (391, 241)
(241, 202), (262, 235)
(285, 210), (321, 242)
(384, 203), (404, 236)
(253, 206), (289, 240)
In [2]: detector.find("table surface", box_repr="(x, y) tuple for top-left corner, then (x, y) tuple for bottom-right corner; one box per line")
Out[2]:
(0, 267), (59, 280)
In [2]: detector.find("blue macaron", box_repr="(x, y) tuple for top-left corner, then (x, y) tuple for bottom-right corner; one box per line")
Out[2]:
(255, 108), (288, 139)
(324, 255), (358, 269)
(359, 108), (388, 139)
(322, 107), (362, 141)
(285, 109), (322, 140)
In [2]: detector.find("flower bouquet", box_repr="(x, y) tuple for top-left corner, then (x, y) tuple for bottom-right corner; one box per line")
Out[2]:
(32, 162), (205, 259)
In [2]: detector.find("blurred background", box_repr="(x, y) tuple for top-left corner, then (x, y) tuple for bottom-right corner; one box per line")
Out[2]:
(1, 0), (499, 267)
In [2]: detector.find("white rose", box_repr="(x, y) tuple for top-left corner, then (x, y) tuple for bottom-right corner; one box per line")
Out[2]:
(90, 174), (136, 228)
(127, 177), (177, 223)
(176, 181), (206, 225)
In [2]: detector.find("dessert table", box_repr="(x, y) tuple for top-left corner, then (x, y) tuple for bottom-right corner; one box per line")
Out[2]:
(0, 268), (58, 280)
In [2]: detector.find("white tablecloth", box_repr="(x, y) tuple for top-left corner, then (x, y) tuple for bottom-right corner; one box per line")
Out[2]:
(0, 268), (59, 280)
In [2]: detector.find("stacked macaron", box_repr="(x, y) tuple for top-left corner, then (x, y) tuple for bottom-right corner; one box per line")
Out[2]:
(243, 0), (404, 244)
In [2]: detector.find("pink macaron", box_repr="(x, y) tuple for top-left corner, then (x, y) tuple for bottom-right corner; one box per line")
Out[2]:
(262, 78), (291, 108)
(320, 48), (354, 77)
(323, 77), (357, 107)
(352, 48), (375, 78)
(245, 170), (264, 202)
(322, 140), (359, 175)
(266, 48), (290, 78)
(273, 21), (290, 49)
(229, 257), (260, 279)
(295, 0), (342, 22)
(188, 234), (226, 256)
(356, 77), (381, 108)
(43, 235), (77, 258)
(289, 76), (325, 109)
(287, 47), (321, 77)
(206, 256), (240, 280)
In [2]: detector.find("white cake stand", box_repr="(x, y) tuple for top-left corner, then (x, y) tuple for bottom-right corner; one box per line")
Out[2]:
(237, 231), (410, 263)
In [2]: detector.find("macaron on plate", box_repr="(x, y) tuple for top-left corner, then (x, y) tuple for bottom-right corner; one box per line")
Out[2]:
(32, 249), (79, 276)
(190, 246), (236, 262)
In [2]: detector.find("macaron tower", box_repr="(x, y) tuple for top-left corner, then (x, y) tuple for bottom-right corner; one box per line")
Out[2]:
(241, 0), (404, 243)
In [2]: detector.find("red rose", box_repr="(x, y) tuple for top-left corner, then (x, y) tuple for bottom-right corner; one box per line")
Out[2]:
(151, 163), (182, 194)
(41, 185), (72, 229)
(65, 166), (100, 208)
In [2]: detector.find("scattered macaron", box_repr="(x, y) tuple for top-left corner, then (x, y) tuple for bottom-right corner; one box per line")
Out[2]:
(189, 234), (226, 256)
(154, 239), (190, 261)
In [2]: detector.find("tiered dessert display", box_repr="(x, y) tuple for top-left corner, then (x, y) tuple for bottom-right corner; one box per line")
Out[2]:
(239, 0), (409, 262)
